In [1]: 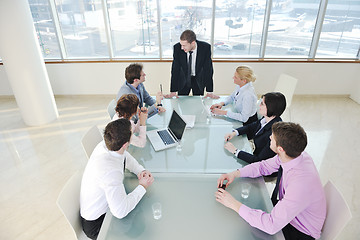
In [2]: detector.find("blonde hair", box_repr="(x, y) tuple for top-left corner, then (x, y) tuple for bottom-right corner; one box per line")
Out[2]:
(235, 66), (256, 83)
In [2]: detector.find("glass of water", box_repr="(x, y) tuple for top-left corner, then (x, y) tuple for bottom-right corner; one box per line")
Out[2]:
(241, 183), (251, 199)
(152, 202), (162, 220)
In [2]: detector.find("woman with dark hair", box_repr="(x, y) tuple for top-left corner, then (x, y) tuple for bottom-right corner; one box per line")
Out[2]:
(224, 92), (286, 164)
(112, 94), (148, 148)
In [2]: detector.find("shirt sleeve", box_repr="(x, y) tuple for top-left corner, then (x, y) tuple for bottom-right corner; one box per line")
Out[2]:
(142, 87), (156, 106)
(238, 175), (314, 235)
(226, 93), (255, 122)
(240, 155), (280, 178)
(100, 167), (146, 219)
(130, 125), (147, 148)
(223, 89), (236, 106)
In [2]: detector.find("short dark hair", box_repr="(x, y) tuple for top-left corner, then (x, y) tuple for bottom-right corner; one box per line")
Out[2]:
(125, 63), (143, 84)
(180, 30), (196, 43)
(104, 119), (132, 151)
(115, 94), (139, 119)
(272, 122), (307, 158)
(262, 92), (286, 117)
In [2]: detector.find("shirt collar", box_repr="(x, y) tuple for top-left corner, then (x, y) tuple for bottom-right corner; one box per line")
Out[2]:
(281, 152), (305, 172)
(126, 81), (140, 93)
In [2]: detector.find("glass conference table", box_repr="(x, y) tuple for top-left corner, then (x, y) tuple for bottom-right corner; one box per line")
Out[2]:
(98, 96), (285, 240)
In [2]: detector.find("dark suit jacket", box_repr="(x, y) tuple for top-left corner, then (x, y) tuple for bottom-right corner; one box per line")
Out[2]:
(170, 40), (213, 93)
(236, 116), (282, 164)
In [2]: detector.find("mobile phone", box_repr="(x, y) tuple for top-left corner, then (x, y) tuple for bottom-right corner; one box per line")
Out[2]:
(219, 184), (226, 190)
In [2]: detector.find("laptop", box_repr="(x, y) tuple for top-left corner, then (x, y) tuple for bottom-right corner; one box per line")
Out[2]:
(147, 110), (187, 151)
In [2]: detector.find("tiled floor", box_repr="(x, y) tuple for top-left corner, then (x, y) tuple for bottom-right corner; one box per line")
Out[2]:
(0, 95), (359, 240)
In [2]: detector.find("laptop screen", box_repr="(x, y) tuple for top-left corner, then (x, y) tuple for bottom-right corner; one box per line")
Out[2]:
(168, 110), (187, 140)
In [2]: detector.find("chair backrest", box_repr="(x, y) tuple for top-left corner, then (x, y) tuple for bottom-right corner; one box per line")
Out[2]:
(321, 180), (352, 240)
(57, 171), (85, 240)
(81, 125), (103, 159)
(107, 99), (117, 119)
(274, 73), (298, 108)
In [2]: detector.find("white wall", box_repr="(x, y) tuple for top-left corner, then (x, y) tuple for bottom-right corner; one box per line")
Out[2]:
(1, 62), (359, 100)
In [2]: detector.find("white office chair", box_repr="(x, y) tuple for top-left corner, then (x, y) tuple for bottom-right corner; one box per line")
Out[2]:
(57, 171), (90, 240)
(107, 99), (116, 119)
(320, 180), (352, 240)
(274, 73), (298, 121)
(81, 125), (103, 159)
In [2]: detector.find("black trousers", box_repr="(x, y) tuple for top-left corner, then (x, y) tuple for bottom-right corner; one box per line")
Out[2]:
(178, 76), (204, 96)
(282, 223), (315, 240)
(81, 213), (106, 240)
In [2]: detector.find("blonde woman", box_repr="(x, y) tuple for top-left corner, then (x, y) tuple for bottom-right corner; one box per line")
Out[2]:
(112, 94), (147, 148)
(210, 66), (257, 125)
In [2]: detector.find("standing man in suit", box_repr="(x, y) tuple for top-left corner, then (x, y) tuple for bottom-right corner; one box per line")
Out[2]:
(165, 30), (219, 98)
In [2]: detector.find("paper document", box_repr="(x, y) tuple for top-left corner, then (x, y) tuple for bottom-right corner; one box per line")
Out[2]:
(182, 115), (196, 128)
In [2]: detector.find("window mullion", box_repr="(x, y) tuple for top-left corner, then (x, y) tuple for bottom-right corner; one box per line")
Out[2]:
(309, 0), (328, 59)
(259, 0), (272, 58)
(101, 0), (114, 59)
(48, 0), (67, 59)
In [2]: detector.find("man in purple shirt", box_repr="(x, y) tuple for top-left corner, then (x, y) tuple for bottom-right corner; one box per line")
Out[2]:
(215, 122), (326, 239)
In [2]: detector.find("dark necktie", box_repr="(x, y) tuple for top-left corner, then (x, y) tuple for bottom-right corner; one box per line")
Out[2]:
(123, 157), (126, 173)
(271, 166), (283, 206)
(187, 51), (193, 87)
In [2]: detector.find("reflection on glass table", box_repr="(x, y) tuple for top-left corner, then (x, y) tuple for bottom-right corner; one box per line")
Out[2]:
(147, 96), (245, 127)
(129, 125), (252, 173)
(98, 173), (285, 240)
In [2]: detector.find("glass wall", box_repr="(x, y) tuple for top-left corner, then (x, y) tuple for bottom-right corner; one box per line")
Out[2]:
(266, 0), (321, 58)
(214, 0), (266, 58)
(29, 0), (61, 58)
(54, 0), (108, 58)
(161, 0), (213, 58)
(23, 0), (360, 60)
(316, 0), (360, 58)
(108, 0), (159, 58)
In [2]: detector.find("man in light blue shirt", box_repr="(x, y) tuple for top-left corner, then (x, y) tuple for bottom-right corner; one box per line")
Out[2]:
(116, 63), (165, 115)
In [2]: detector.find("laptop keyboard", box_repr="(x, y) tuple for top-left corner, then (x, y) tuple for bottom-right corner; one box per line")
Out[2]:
(157, 130), (175, 145)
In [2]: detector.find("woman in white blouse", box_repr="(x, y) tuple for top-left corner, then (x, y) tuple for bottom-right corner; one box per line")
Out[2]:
(210, 66), (258, 125)
(112, 94), (147, 148)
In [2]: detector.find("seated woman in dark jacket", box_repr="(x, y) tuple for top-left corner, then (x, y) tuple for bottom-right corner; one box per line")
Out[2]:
(224, 92), (286, 165)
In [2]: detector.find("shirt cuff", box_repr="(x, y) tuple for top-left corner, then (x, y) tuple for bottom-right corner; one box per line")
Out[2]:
(232, 129), (239, 136)
(238, 203), (251, 217)
(135, 184), (147, 195)
(234, 149), (241, 156)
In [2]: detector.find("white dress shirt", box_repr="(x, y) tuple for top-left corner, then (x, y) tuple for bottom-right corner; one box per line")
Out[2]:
(223, 82), (257, 122)
(187, 42), (197, 77)
(80, 141), (146, 220)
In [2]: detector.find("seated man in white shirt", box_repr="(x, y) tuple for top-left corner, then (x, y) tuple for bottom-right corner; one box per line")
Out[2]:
(80, 119), (154, 239)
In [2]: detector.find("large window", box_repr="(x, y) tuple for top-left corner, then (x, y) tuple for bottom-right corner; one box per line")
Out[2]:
(29, 0), (61, 58)
(316, 0), (360, 58)
(108, 0), (159, 58)
(266, 0), (321, 58)
(161, 0), (213, 58)
(214, 0), (266, 58)
(55, 0), (108, 58)
(25, 0), (360, 61)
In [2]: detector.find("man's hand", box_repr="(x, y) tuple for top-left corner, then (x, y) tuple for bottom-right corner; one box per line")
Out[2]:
(224, 142), (237, 154)
(138, 170), (154, 189)
(139, 107), (148, 126)
(215, 188), (242, 212)
(156, 91), (163, 104)
(224, 131), (237, 142)
(157, 106), (166, 113)
(204, 93), (220, 99)
(217, 170), (240, 189)
(164, 92), (178, 98)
